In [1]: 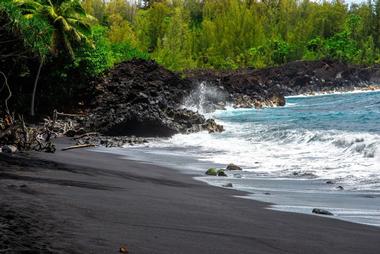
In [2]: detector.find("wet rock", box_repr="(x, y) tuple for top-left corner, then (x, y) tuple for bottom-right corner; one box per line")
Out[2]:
(119, 245), (129, 253)
(2, 145), (17, 153)
(205, 168), (218, 176)
(312, 208), (334, 216)
(222, 183), (233, 188)
(336, 186), (344, 190)
(217, 169), (227, 177)
(226, 163), (242, 171)
(202, 119), (224, 133)
(326, 180), (335, 184)
(270, 94), (286, 106)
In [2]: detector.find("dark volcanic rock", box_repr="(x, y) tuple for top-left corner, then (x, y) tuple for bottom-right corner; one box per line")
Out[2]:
(226, 163), (242, 171)
(312, 208), (334, 216)
(84, 59), (223, 137)
(186, 60), (380, 108)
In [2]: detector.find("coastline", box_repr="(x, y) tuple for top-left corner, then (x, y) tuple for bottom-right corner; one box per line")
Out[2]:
(1, 138), (380, 253)
(97, 144), (380, 228)
(285, 85), (380, 98)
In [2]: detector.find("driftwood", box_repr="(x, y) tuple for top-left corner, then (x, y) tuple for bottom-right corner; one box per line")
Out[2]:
(56, 111), (86, 117)
(61, 144), (95, 151)
(0, 115), (56, 153)
(0, 71), (11, 114)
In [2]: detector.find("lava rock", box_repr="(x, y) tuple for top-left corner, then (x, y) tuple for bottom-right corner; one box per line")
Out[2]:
(84, 59), (223, 137)
(312, 208), (334, 216)
(226, 163), (242, 171)
(2, 145), (17, 153)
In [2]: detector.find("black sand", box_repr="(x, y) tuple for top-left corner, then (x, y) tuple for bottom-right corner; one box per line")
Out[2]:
(1, 139), (380, 253)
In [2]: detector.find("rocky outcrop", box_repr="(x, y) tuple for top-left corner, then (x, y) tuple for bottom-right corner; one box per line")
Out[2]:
(186, 60), (380, 108)
(74, 59), (380, 140)
(84, 60), (223, 137)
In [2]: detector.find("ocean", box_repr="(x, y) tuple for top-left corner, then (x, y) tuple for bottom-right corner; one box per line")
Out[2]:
(98, 90), (380, 226)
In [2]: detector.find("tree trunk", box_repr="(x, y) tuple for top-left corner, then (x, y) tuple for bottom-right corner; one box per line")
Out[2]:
(30, 56), (44, 117)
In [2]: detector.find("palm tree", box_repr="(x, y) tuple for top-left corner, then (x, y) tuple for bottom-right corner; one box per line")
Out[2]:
(14, 0), (94, 116)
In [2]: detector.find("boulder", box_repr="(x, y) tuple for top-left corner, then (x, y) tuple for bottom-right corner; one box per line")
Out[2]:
(312, 208), (334, 216)
(217, 169), (227, 177)
(2, 145), (17, 153)
(205, 168), (218, 176)
(222, 183), (233, 188)
(226, 163), (242, 171)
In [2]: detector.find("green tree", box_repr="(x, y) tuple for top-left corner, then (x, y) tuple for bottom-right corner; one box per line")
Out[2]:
(14, 0), (94, 116)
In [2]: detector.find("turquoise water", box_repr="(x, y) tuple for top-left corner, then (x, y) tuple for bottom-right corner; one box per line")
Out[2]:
(219, 91), (380, 133)
(148, 90), (380, 191)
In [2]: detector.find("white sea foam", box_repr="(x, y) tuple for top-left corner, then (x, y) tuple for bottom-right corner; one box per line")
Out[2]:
(148, 118), (380, 191)
(286, 87), (380, 99)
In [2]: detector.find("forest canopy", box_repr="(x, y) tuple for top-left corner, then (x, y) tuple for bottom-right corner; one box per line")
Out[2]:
(82, 0), (380, 71)
(2, 0), (380, 74)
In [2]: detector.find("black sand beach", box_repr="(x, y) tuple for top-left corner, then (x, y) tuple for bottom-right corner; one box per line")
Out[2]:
(1, 138), (380, 253)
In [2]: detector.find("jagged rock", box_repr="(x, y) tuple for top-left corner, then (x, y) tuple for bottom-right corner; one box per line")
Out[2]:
(1, 145), (17, 153)
(206, 168), (218, 176)
(84, 60), (223, 137)
(312, 208), (334, 216)
(202, 119), (224, 133)
(226, 163), (242, 171)
(186, 60), (380, 105)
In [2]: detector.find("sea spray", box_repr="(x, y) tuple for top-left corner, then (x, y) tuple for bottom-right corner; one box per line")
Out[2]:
(182, 82), (229, 114)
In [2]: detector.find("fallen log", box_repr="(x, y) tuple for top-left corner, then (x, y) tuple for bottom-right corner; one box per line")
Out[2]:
(61, 144), (96, 151)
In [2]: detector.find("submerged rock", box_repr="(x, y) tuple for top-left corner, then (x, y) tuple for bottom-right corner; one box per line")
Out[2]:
(233, 173), (242, 178)
(312, 208), (334, 216)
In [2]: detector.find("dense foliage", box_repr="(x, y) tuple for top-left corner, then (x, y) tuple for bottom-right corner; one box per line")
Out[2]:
(81, 0), (380, 71)
(2, 0), (380, 115)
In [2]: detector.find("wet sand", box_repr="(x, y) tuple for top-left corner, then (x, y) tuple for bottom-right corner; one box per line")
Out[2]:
(1, 138), (380, 253)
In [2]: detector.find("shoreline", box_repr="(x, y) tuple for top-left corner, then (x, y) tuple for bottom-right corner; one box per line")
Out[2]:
(285, 85), (380, 98)
(98, 145), (380, 228)
(1, 138), (380, 253)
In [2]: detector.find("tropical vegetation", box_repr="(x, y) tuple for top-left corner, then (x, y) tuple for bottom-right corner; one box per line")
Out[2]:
(2, 0), (380, 115)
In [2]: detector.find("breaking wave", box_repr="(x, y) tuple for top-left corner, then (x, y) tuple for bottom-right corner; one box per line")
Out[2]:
(153, 90), (380, 191)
